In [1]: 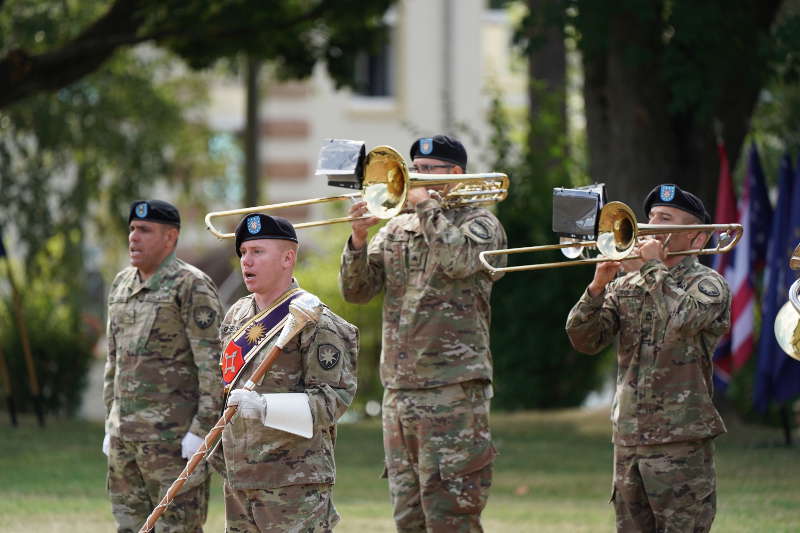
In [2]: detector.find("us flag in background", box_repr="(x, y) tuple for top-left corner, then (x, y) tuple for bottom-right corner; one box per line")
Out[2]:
(712, 143), (772, 391)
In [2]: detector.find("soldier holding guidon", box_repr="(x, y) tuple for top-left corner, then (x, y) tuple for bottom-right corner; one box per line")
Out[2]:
(219, 213), (358, 532)
(104, 200), (223, 533)
(340, 135), (507, 532)
(566, 184), (731, 533)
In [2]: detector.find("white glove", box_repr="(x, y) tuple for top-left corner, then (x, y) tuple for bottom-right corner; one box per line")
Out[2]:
(227, 389), (267, 421)
(228, 390), (313, 438)
(181, 431), (204, 459)
(102, 433), (110, 456)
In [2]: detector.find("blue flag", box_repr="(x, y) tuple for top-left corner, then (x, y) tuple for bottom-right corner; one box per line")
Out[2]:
(753, 154), (800, 412)
(747, 144), (773, 274)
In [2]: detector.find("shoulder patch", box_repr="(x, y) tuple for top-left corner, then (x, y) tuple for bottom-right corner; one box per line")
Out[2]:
(466, 218), (493, 242)
(693, 278), (725, 304)
(317, 343), (341, 370)
(697, 279), (721, 297)
(193, 305), (216, 329)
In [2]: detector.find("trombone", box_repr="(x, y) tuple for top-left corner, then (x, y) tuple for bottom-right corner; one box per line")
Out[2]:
(479, 201), (743, 274)
(205, 145), (509, 238)
(774, 244), (800, 361)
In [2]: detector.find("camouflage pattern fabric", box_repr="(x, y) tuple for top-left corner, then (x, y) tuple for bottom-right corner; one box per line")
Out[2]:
(104, 252), (223, 532)
(339, 199), (505, 531)
(383, 382), (495, 533)
(219, 282), (358, 494)
(223, 482), (338, 533)
(104, 252), (224, 441)
(565, 256), (730, 446)
(612, 440), (716, 533)
(107, 436), (210, 533)
(339, 198), (507, 389)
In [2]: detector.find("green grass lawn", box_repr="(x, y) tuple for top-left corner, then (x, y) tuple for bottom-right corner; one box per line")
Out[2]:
(0, 408), (798, 532)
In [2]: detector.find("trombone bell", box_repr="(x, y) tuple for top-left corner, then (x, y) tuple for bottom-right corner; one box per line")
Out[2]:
(774, 278), (800, 361)
(204, 143), (510, 239)
(479, 201), (744, 274)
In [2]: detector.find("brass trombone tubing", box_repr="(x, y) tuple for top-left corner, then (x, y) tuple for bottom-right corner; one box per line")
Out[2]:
(479, 223), (743, 274)
(204, 193), (361, 238)
(205, 172), (510, 239)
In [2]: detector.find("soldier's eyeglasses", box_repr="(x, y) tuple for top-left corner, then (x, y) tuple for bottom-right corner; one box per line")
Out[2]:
(410, 163), (454, 173)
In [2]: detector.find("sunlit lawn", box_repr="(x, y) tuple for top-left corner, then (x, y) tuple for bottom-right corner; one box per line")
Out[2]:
(0, 408), (798, 532)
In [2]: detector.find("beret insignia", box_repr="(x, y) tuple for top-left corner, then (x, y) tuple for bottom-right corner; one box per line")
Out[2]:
(659, 184), (676, 202)
(247, 215), (261, 235)
(135, 202), (148, 218)
(317, 343), (341, 370)
(193, 306), (216, 329)
(419, 138), (433, 155)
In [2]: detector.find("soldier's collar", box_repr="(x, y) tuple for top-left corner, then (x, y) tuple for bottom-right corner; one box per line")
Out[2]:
(142, 252), (178, 290)
(669, 255), (697, 276)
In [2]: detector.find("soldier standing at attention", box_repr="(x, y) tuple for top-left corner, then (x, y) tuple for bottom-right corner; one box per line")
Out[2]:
(566, 184), (731, 533)
(104, 200), (223, 532)
(219, 214), (358, 532)
(340, 135), (507, 532)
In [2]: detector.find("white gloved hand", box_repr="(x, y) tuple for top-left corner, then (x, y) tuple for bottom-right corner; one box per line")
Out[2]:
(102, 433), (110, 456)
(181, 431), (204, 459)
(227, 389), (267, 422)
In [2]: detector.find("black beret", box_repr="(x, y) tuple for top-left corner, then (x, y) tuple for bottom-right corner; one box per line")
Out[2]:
(234, 213), (298, 256)
(643, 184), (711, 224)
(409, 135), (467, 170)
(128, 200), (181, 228)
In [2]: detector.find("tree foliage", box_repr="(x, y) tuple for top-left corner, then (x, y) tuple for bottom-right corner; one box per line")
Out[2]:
(0, 0), (395, 414)
(515, 0), (795, 216)
(0, 0), (394, 109)
(486, 82), (610, 410)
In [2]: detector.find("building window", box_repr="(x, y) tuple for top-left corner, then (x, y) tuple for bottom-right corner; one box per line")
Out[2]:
(353, 43), (393, 97)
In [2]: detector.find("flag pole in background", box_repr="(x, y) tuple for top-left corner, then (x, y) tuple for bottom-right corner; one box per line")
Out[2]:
(0, 230), (45, 427)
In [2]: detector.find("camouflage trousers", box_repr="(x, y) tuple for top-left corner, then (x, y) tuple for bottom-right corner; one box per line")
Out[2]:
(612, 439), (716, 533)
(223, 481), (339, 533)
(107, 436), (210, 533)
(382, 381), (496, 533)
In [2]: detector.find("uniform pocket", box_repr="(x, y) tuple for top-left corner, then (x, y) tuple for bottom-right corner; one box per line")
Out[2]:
(436, 383), (496, 481)
(385, 233), (409, 289)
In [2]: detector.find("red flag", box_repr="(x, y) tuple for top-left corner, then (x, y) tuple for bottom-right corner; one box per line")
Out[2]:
(712, 142), (757, 388)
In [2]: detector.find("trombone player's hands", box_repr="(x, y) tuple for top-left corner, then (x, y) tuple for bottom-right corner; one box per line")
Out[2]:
(349, 200), (380, 250)
(588, 261), (622, 297)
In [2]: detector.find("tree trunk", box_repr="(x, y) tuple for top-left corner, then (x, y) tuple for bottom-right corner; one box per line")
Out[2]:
(580, 0), (783, 219)
(244, 57), (261, 207)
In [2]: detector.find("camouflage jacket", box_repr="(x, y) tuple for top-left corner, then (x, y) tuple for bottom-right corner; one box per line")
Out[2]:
(220, 283), (359, 490)
(339, 198), (506, 389)
(104, 253), (223, 441)
(565, 256), (730, 446)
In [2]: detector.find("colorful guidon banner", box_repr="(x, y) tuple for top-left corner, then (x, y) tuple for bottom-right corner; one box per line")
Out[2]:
(220, 288), (304, 388)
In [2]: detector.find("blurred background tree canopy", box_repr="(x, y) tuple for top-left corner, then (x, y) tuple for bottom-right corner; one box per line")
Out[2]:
(487, 0), (800, 410)
(3, 0), (800, 416)
(0, 0), (394, 415)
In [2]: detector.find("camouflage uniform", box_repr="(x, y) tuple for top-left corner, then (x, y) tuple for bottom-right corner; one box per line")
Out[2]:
(105, 252), (223, 533)
(339, 198), (506, 532)
(565, 256), (730, 533)
(219, 282), (358, 533)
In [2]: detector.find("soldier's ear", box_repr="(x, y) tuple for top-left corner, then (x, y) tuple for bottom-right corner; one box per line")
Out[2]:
(165, 226), (179, 248)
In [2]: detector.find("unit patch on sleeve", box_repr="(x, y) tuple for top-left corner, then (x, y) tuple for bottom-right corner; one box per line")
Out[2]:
(466, 218), (493, 242)
(697, 279), (721, 298)
(317, 344), (341, 370)
(193, 306), (216, 329)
